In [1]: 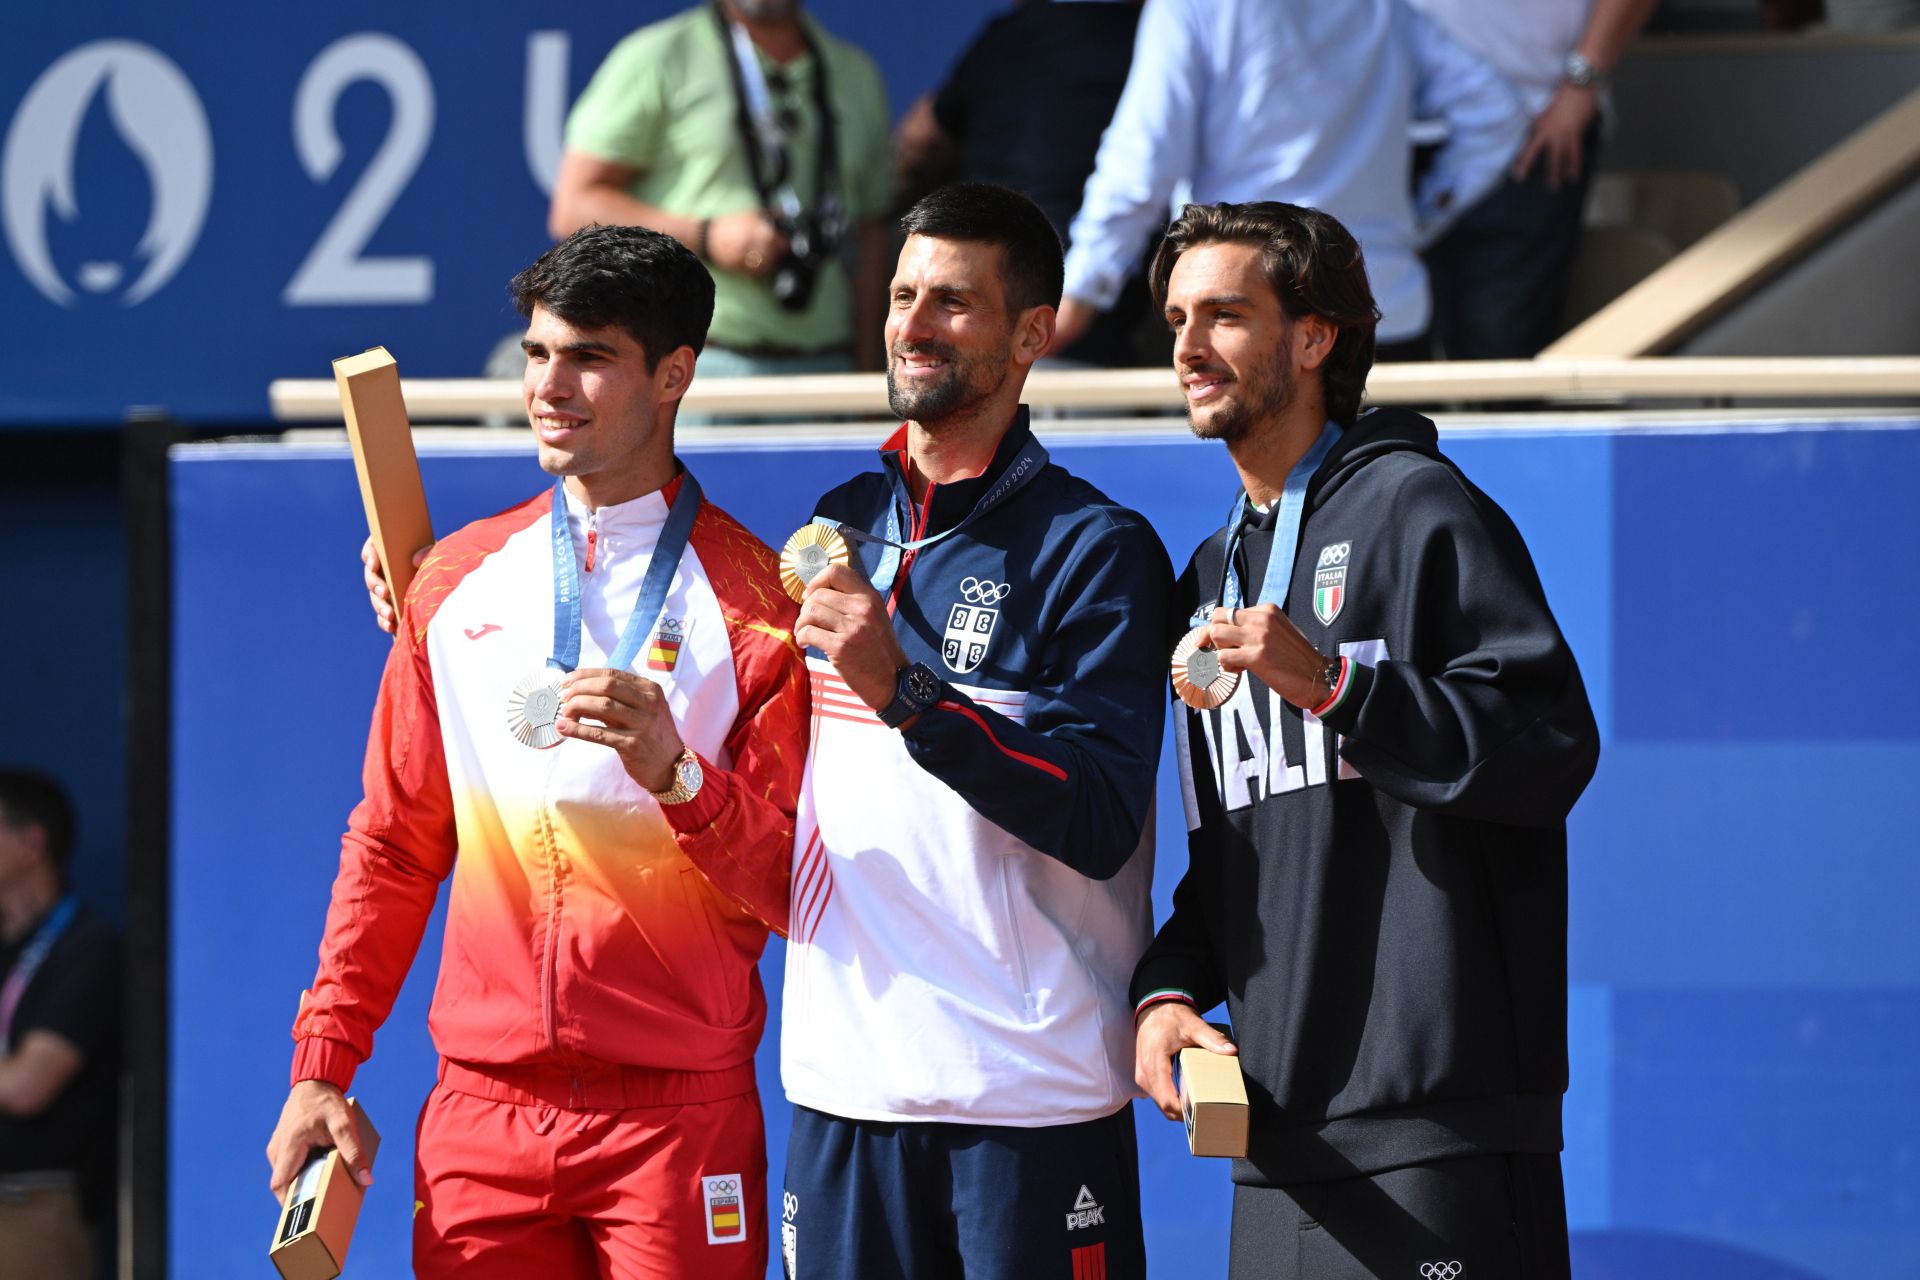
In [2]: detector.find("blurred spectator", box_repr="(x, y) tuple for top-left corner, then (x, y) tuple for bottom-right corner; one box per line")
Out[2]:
(0, 772), (117, 1280)
(896, 0), (1157, 366)
(549, 1), (893, 376)
(1055, 0), (1524, 361)
(1414, 0), (1660, 357)
(1823, 0), (1920, 28)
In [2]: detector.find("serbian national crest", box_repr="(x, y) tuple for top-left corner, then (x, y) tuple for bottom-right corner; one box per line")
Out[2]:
(1313, 542), (1351, 625)
(943, 576), (1009, 674)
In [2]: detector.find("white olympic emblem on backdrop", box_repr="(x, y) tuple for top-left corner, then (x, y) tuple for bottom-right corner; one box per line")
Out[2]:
(3, 40), (212, 307)
(960, 577), (1010, 605)
(1419, 1262), (1463, 1280)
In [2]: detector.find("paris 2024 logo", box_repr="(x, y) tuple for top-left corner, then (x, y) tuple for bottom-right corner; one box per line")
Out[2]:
(2, 40), (212, 307)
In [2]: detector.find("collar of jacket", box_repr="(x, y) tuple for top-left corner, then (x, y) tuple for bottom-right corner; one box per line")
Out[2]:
(878, 405), (1035, 538)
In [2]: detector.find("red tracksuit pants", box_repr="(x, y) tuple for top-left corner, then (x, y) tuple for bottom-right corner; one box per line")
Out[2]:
(413, 1058), (768, 1279)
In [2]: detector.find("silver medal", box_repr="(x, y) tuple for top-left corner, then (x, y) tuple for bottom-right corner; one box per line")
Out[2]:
(506, 669), (566, 749)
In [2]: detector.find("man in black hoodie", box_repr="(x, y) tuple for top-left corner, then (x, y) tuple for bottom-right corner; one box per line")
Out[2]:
(1132, 201), (1599, 1279)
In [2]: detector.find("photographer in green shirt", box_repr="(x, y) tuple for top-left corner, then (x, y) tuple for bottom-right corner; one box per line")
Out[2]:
(553, 1), (893, 378)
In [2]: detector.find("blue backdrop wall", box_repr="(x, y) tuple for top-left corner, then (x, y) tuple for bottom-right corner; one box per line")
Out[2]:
(170, 417), (1920, 1279)
(2, 2), (993, 425)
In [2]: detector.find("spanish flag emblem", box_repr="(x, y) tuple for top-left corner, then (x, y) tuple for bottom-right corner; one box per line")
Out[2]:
(647, 617), (685, 671)
(702, 1173), (746, 1244)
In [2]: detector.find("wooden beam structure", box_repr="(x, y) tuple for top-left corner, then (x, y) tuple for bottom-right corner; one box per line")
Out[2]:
(270, 357), (1920, 425)
(1544, 87), (1920, 358)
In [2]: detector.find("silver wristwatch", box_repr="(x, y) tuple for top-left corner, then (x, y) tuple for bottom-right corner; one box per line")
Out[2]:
(649, 746), (704, 806)
(1563, 51), (1600, 89)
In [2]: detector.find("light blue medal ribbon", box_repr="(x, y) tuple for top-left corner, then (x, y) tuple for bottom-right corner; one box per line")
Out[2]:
(510, 467), (702, 749)
(1217, 422), (1343, 616)
(1174, 423), (1341, 710)
(819, 433), (1050, 597)
(546, 467), (702, 674)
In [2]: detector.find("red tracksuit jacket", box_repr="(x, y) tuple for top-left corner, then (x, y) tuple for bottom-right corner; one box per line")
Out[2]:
(289, 478), (807, 1091)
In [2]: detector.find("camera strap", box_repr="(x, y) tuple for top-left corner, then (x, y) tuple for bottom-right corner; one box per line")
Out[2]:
(713, 2), (841, 236)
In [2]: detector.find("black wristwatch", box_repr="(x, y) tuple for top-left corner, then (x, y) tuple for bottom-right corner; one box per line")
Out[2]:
(1317, 654), (1344, 704)
(879, 662), (943, 729)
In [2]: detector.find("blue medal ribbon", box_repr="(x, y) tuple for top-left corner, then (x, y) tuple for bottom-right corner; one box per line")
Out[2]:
(818, 433), (1050, 596)
(1217, 421), (1342, 616)
(545, 465), (702, 675)
(0, 894), (77, 1046)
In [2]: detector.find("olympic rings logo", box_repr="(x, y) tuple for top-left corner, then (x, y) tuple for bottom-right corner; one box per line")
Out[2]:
(1420, 1263), (1463, 1280)
(707, 1178), (739, 1194)
(960, 577), (1011, 605)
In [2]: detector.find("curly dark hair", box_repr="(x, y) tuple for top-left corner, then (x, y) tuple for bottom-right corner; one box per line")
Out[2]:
(1149, 202), (1380, 428)
(510, 224), (715, 371)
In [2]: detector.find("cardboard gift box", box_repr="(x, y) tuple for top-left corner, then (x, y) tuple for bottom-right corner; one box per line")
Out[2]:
(270, 1098), (380, 1280)
(1177, 1028), (1249, 1158)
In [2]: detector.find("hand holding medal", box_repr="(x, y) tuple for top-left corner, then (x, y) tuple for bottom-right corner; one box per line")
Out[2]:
(548, 668), (687, 791)
(510, 468), (701, 752)
(1183, 605), (1340, 712)
(1173, 422), (1344, 713)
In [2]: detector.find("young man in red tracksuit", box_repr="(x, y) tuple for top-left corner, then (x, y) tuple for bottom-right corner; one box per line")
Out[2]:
(264, 225), (809, 1278)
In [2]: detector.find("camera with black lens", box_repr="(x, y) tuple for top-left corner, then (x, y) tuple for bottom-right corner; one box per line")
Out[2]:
(769, 199), (846, 313)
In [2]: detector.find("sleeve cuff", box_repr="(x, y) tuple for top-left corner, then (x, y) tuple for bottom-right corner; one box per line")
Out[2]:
(1134, 988), (1198, 1017)
(658, 751), (730, 834)
(290, 1035), (362, 1093)
(1312, 658), (1372, 732)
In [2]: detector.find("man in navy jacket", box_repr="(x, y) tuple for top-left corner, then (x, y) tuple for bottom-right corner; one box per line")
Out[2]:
(781, 183), (1171, 1280)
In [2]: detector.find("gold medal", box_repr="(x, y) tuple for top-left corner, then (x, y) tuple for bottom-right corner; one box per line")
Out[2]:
(780, 524), (851, 602)
(1171, 625), (1238, 710)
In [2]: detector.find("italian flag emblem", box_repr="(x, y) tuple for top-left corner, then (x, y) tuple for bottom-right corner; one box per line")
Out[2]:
(647, 617), (685, 671)
(1313, 542), (1352, 624)
(1313, 567), (1346, 624)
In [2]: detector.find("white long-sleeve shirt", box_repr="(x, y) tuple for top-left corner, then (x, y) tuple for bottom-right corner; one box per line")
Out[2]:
(1062, 0), (1524, 343)
(1409, 0), (1593, 117)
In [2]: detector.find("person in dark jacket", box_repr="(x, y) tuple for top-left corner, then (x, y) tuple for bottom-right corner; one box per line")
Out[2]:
(1132, 200), (1599, 1279)
(894, 0), (1154, 367)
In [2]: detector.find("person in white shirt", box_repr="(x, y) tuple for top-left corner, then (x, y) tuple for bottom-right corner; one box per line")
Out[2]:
(1052, 0), (1524, 360)
(1412, 0), (1659, 357)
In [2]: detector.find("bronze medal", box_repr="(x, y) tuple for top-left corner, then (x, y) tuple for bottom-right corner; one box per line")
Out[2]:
(1171, 624), (1238, 710)
(780, 524), (851, 602)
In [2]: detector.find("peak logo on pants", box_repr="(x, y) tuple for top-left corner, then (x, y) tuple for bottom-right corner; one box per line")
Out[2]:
(1066, 1184), (1105, 1230)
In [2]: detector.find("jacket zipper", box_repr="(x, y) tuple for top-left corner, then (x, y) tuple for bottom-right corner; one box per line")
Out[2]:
(539, 763), (564, 1054)
(999, 859), (1040, 1023)
(887, 480), (937, 612)
(584, 510), (598, 573)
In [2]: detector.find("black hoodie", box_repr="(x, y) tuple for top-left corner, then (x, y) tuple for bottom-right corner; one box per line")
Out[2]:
(1132, 407), (1601, 1188)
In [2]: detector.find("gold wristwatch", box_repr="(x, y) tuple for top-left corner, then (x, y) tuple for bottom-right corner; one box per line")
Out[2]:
(649, 746), (704, 806)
